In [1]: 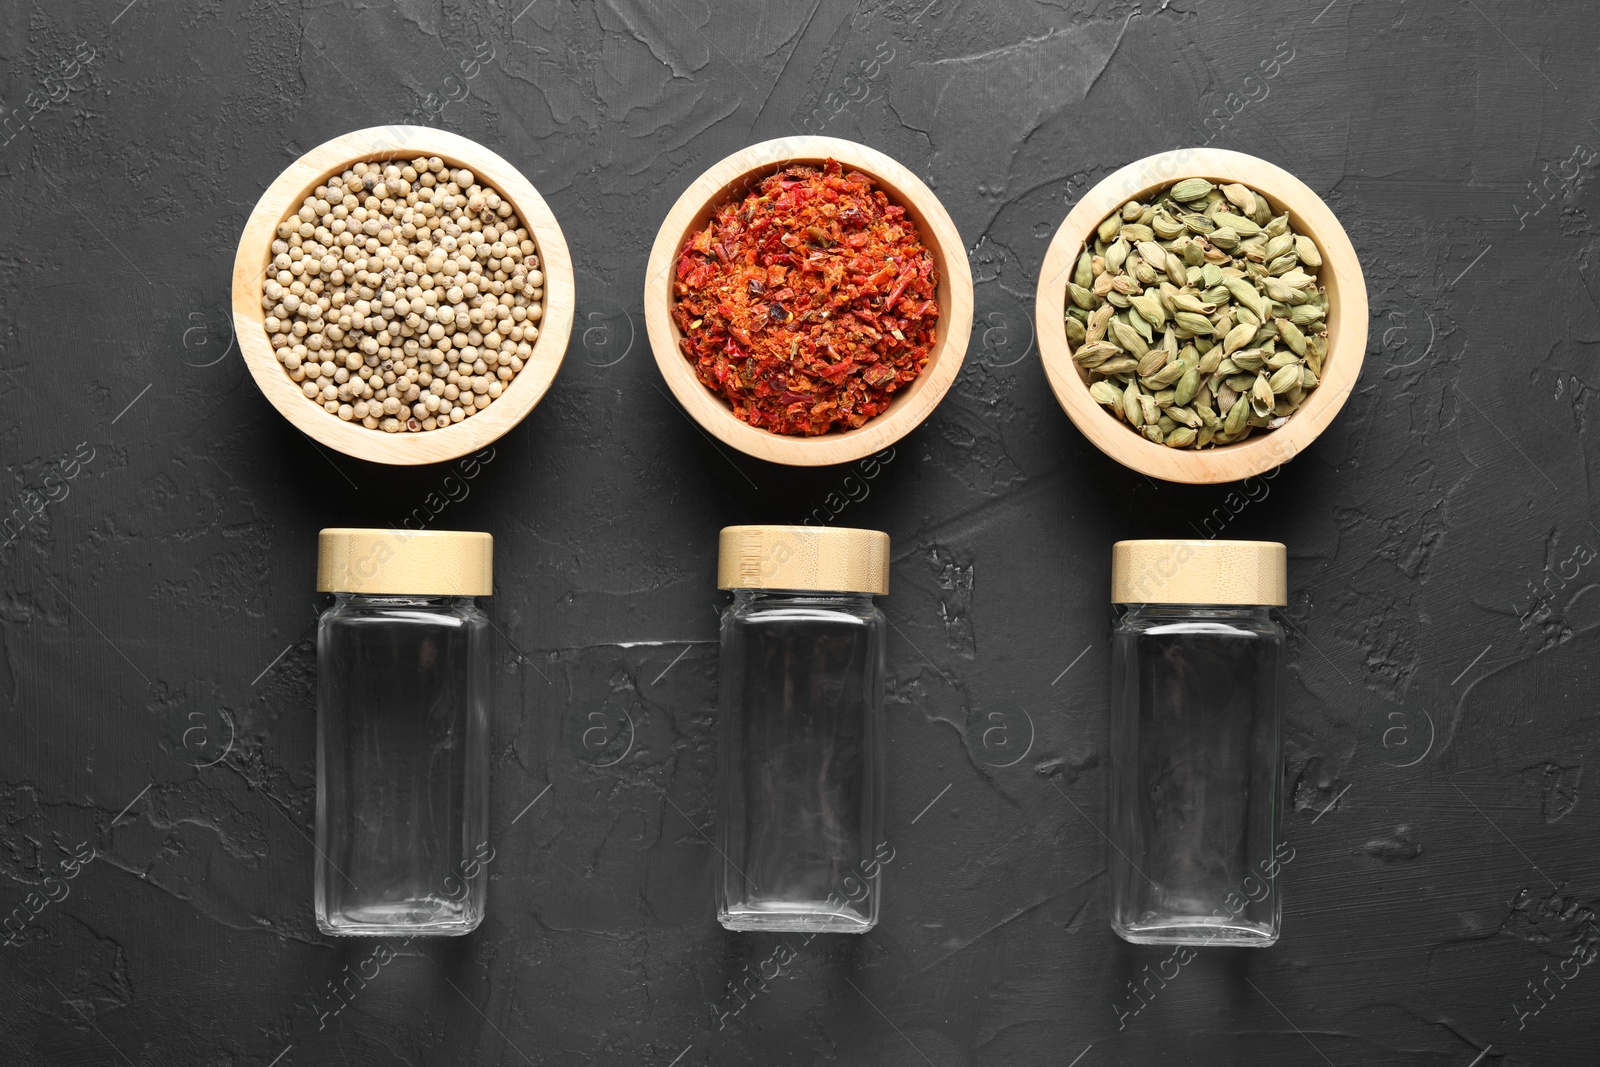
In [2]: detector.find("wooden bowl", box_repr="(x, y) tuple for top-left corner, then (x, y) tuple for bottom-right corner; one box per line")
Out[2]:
(232, 126), (574, 466)
(1035, 148), (1367, 484)
(644, 136), (973, 467)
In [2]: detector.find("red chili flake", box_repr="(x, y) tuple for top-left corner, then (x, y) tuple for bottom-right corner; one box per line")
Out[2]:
(672, 159), (940, 436)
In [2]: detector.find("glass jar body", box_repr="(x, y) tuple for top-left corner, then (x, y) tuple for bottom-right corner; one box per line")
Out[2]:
(716, 589), (886, 933)
(316, 593), (490, 936)
(1109, 604), (1285, 946)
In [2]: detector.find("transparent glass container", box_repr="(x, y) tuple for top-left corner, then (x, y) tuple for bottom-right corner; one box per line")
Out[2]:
(1108, 541), (1287, 947)
(714, 526), (889, 934)
(1107, 537), (1292, 947)
(716, 589), (886, 933)
(314, 530), (493, 937)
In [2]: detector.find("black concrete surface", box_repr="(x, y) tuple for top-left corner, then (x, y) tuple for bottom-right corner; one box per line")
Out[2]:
(1, 1), (1597, 1064)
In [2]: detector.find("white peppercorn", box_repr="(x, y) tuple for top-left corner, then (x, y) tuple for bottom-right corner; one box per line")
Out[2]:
(262, 157), (545, 433)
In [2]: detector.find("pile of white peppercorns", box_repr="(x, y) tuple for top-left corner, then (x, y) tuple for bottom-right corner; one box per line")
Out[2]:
(261, 155), (544, 433)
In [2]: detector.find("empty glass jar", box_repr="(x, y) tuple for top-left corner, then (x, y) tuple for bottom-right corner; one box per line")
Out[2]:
(315, 529), (493, 936)
(715, 525), (889, 934)
(1108, 539), (1288, 947)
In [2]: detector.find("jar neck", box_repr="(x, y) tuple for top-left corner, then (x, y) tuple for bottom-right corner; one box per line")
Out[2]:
(1116, 604), (1277, 621)
(732, 588), (878, 604)
(332, 592), (478, 607)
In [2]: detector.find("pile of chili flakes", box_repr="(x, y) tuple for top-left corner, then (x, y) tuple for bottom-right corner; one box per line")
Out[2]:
(672, 159), (940, 436)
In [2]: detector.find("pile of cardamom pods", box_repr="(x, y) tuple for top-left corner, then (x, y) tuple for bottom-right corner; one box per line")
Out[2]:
(1066, 177), (1328, 449)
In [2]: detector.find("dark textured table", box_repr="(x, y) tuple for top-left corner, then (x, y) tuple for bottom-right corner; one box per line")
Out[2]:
(2, 1), (1597, 1064)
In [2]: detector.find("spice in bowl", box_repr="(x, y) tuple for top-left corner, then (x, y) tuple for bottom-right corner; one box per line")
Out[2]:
(1068, 178), (1329, 449)
(672, 159), (939, 436)
(261, 156), (545, 433)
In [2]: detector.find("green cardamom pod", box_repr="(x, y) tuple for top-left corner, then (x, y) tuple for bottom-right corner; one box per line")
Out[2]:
(1229, 351), (1264, 373)
(1262, 233), (1294, 262)
(1208, 227), (1239, 250)
(1139, 394), (1160, 425)
(1122, 380), (1143, 426)
(1072, 340), (1121, 366)
(1078, 179), (1331, 450)
(1086, 304), (1115, 342)
(1111, 318), (1150, 357)
(1289, 304), (1325, 327)
(1135, 346), (1169, 378)
(1130, 294), (1167, 328)
(1223, 277), (1265, 318)
(1145, 360), (1187, 389)
(1276, 317), (1308, 356)
(1261, 276), (1304, 305)
(1224, 394), (1249, 435)
(1170, 178), (1215, 202)
(1090, 380), (1123, 406)
(1168, 405), (1202, 429)
(1151, 213), (1185, 240)
(1106, 239), (1130, 274)
(1165, 426), (1197, 448)
(1225, 213), (1262, 237)
(1268, 364), (1301, 394)
(1222, 183), (1257, 215)
(1128, 309), (1154, 342)
(1250, 372), (1275, 415)
(1074, 251), (1094, 289)
(1175, 361), (1200, 405)
(1221, 321), (1257, 356)
(1267, 254), (1299, 277)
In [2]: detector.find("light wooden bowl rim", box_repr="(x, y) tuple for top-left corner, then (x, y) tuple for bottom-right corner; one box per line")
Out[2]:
(231, 125), (574, 467)
(1034, 147), (1368, 485)
(644, 136), (973, 468)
